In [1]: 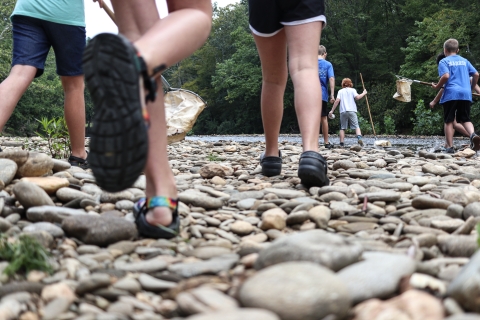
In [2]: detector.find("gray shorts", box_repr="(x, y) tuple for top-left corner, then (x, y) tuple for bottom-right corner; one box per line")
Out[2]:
(340, 111), (359, 130)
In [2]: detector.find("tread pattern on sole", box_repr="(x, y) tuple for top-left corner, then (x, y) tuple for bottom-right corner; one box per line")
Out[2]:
(83, 34), (148, 192)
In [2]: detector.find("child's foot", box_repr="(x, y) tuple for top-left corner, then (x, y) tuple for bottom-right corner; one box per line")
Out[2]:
(357, 135), (364, 146)
(134, 197), (180, 239)
(444, 147), (455, 154)
(260, 151), (282, 177)
(470, 133), (480, 151)
(324, 142), (334, 149)
(83, 33), (166, 192)
(339, 142), (345, 148)
(298, 151), (329, 188)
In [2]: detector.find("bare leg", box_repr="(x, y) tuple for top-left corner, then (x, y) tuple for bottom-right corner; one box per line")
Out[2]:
(61, 75), (87, 159)
(444, 122), (454, 148)
(0, 65), (36, 131)
(340, 130), (345, 143)
(461, 121), (475, 136)
(355, 128), (362, 136)
(320, 116), (329, 144)
(453, 120), (469, 137)
(111, 0), (212, 226)
(252, 31), (288, 157)
(285, 22), (323, 151)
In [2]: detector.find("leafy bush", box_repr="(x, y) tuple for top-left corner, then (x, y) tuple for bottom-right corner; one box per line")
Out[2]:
(36, 117), (71, 159)
(383, 115), (396, 135)
(357, 114), (373, 135)
(411, 99), (443, 135)
(0, 234), (53, 276)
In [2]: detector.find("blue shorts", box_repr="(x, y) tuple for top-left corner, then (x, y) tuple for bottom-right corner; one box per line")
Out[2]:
(11, 15), (86, 78)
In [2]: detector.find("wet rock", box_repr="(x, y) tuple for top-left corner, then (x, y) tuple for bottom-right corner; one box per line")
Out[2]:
(240, 262), (350, 320)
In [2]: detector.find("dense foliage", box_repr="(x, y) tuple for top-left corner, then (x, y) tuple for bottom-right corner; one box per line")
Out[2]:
(1, 0), (480, 136)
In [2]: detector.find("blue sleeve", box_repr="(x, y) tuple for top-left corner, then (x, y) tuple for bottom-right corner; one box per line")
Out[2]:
(467, 61), (477, 76)
(438, 60), (449, 77)
(327, 63), (334, 79)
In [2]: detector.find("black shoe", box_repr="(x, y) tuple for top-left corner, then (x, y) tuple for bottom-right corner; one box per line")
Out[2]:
(83, 33), (154, 192)
(324, 142), (334, 149)
(444, 147), (455, 154)
(298, 151), (329, 187)
(68, 154), (90, 169)
(339, 142), (345, 148)
(470, 133), (480, 151)
(260, 151), (282, 177)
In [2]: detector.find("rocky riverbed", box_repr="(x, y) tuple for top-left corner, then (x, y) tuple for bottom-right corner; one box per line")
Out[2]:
(0, 136), (479, 320)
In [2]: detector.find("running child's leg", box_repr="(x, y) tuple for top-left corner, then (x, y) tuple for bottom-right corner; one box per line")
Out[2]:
(444, 122), (454, 148)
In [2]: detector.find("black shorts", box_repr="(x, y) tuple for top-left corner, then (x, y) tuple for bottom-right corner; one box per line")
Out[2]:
(443, 100), (471, 123)
(248, 0), (326, 37)
(321, 100), (328, 117)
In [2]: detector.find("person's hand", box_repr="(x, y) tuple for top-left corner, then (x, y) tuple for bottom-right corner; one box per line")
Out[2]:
(329, 96), (335, 103)
(429, 100), (436, 109)
(431, 82), (437, 90)
(363, 89), (367, 94)
(93, 0), (104, 8)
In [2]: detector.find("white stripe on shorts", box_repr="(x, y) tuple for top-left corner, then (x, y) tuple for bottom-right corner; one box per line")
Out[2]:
(249, 25), (283, 37)
(281, 15), (327, 29)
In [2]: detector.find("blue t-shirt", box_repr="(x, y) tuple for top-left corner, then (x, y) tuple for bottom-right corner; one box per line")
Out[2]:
(438, 55), (477, 103)
(12, 0), (85, 27)
(318, 59), (334, 102)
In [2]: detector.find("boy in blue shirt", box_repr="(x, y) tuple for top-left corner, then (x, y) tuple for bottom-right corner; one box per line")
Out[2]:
(432, 38), (480, 151)
(318, 45), (335, 149)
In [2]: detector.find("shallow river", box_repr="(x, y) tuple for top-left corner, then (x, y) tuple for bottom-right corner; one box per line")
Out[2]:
(186, 134), (470, 152)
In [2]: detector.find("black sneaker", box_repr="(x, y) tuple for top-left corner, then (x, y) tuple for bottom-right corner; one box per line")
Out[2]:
(470, 133), (480, 151)
(324, 142), (334, 149)
(339, 142), (345, 147)
(298, 151), (329, 187)
(68, 155), (90, 169)
(260, 151), (282, 177)
(444, 147), (455, 154)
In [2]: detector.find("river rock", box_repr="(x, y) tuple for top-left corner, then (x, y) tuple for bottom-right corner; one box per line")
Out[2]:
(260, 208), (287, 230)
(169, 254), (239, 278)
(23, 222), (64, 238)
(12, 181), (55, 209)
(51, 159), (71, 172)
(412, 196), (453, 210)
(179, 191), (224, 209)
(333, 160), (357, 170)
(0, 159), (17, 185)
(26, 206), (86, 223)
(422, 163), (447, 175)
(308, 205), (331, 228)
(186, 309), (280, 320)
(447, 250), (480, 312)
(255, 229), (363, 271)
(337, 252), (416, 304)
(199, 164), (233, 178)
(21, 177), (69, 194)
(463, 202), (480, 219)
(229, 221), (254, 235)
(16, 152), (53, 177)
(138, 274), (177, 292)
(56, 188), (94, 202)
(239, 262), (350, 320)
(61, 215), (137, 247)
(437, 235), (478, 257)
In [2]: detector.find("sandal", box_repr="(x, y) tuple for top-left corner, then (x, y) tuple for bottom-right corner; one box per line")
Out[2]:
(68, 152), (89, 170)
(259, 151), (282, 177)
(297, 151), (330, 188)
(83, 33), (166, 192)
(133, 196), (180, 239)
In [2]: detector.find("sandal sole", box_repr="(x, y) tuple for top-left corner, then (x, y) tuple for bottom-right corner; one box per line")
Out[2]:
(83, 34), (148, 192)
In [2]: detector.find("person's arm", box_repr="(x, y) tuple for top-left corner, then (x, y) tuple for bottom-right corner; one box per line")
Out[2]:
(432, 73), (449, 90)
(329, 77), (335, 103)
(474, 84), (480, 94)
(354, 89), (367, 100)
(471, 72), (479, 92)
(330, 98), (340, 114)
(93, 0), (104, 8)
(429, 88), (443, 108)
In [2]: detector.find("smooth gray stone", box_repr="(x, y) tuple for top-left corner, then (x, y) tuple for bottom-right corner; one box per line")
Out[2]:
(51, 159), (71, 172)
(332, 160), (356, 170)
(319, 192), (347, 202)
(236, 198), (257, 210)
(26, 206), (86, 223)
(255, 229), (363, 271)
(0, 281), (44, 298)
(188, 246), (232, 260)
(437, 235), (478, 258)
(115, 200), (135, 211)
(100, 191), (135, 203)
(12, 181), (55, 209)
(368, 173), (396, 180)
(114, 257), (168, 273)
(138, 274), (176, 292)
(0, 159), (17, 185)
(239, 262), (350, 320)
(412, 196), (453, 209)
(76, 273), (112, 295)
(229, 191), (265, 203)
(445, 315), (480, 320)
(23, 222), (64, 237)
(358, 191), (401, 202)
(186, 309), (279, 320)
(448, 250), (480, 312)
(62, 215), (137, 247)
(463, 202), (480, 219)
(16, 152), (53, 178)
(179, 191), (224, 209)
(0, 217), (12, 232)
(42, 298), (71, 320)
(337, 252), (416, 304)
(56, 187), (94, 202)
(263, 188), (305, 199)
(169, 254), (239, 278)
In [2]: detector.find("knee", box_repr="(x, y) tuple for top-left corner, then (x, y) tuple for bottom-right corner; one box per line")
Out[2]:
(61, 76), (84, 92)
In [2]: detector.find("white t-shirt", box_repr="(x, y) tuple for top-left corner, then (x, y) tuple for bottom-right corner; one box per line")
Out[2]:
(337, 87), (359, 113)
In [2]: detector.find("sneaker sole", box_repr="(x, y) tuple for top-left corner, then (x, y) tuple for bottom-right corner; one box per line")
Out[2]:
(83, 34), (148, 192)
(298, 155), (330, 188)
(473, 136), (480, 151)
